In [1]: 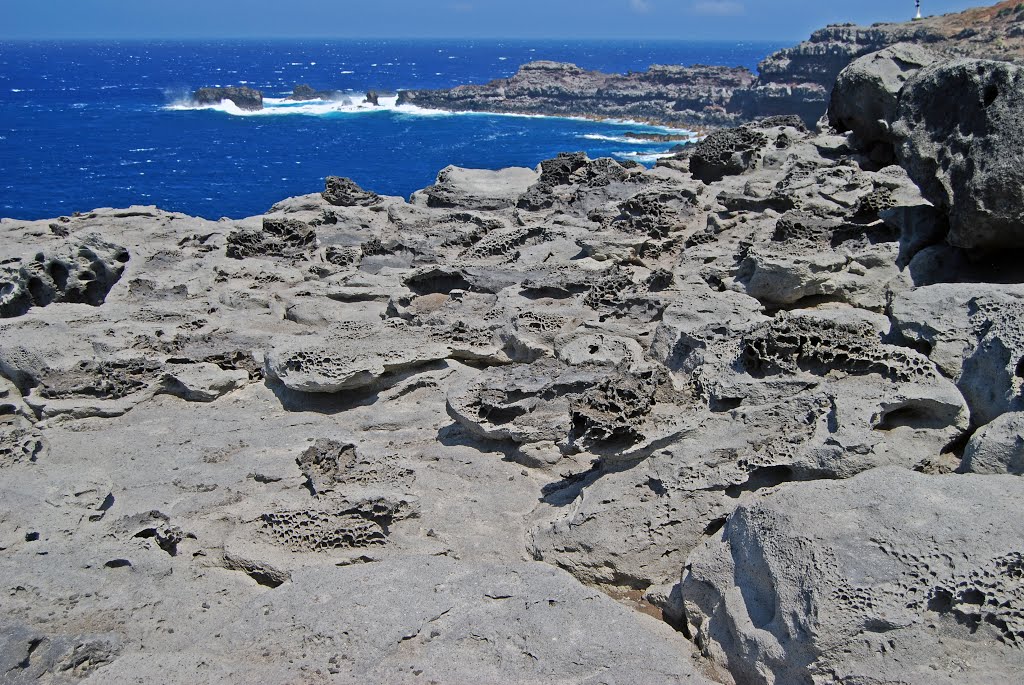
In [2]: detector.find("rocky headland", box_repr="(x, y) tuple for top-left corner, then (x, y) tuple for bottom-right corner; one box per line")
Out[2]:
(398, 61), (755, 128)
(400, 0), (1024, 127)
(4, 7), (1024, 685)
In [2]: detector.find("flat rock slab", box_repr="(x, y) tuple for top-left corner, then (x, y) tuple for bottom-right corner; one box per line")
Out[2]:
(85, 556), (713, 685)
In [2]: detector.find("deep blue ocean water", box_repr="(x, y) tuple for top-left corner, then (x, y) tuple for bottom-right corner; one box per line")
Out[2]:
(0, 40), (783, 220)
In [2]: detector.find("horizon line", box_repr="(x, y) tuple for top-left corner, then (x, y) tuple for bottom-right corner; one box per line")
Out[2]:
(0, 35), (798, 44)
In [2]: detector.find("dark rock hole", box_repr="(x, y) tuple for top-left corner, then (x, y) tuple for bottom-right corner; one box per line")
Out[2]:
(104, 559), (132, 569)
(928, 589), (954, 613)
(17, 637), (44, 670)
(725, 466), (794, 499)
(983, 84), (999, 108)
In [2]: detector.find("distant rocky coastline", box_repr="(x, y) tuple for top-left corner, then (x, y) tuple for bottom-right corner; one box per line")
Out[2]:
(398, 1), (1024, 127)
(398, 61), (754, 128)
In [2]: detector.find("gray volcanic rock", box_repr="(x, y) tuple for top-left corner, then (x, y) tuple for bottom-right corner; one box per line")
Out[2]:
(392, 3), (1024, 128)
(285, 84), (342, 101)
(681, 467), (1024, 685)
(0, 234), (130, 317)
(737, 2), (1024, 125)
(194, 86), (263, 111)
(894, 58), (1024, 248)
(413, 165), (539, 210)
(890, 282), (1024, 426)
(226, 217), (317, 259)
(962, 411), (1024, 475)
(322, 175), (382, 207)
(828, 43), (939, 155)
(398, 60), (754, 128)
(83, 557), (713, 684)
(7, 39), (1024, 684)
(266, 324), (450, 393)
(688, 126), (768, 183)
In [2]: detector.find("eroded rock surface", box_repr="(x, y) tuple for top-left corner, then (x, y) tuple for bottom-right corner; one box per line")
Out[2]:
(2, 37), (1023, 685)
(682, 468), (1024, 685)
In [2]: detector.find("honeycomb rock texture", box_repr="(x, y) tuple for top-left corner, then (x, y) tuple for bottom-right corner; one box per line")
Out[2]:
(261, 509), (388, 552)
(688, 127), (768, 183)
(266, 326), (450, 393)
(321, 176), (381, 207)
(226, 217), (316, 259)
(741, 314), (936, 382)
(682, 468), (1024, 685)
(0, 236), (129, 318)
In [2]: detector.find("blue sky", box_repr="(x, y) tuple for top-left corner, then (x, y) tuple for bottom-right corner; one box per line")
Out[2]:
(0, 1), (987, 40)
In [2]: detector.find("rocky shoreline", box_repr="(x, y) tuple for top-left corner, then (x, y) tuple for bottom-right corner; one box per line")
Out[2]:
(4, 5), (1024, 685)
(398, 1), (1024, 128)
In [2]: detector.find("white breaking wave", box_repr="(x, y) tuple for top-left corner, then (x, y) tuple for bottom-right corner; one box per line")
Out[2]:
(165, 94), (454, 118)
(579, 133), (690, 145)
(165, 95), (701, 132)
(612, 150), (678, 163)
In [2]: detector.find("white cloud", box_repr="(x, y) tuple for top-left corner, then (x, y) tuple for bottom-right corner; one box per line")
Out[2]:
(690, 1), (744, 16)
(630, 0), (653, 13)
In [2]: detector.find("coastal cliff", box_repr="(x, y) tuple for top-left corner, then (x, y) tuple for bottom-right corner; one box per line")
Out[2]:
(399, 1), (1024, 127)
(398, 60), (755, 127)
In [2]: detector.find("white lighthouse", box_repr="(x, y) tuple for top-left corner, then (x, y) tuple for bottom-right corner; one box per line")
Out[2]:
(915, 1), (923, 20)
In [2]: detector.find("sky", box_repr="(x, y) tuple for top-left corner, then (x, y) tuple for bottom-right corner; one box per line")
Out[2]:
(0, 1), (990, 41)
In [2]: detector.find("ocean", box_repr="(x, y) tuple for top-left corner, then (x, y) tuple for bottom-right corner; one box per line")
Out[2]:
(0, 40), (783, 220)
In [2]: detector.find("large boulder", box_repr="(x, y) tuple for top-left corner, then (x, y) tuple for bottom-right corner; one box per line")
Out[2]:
(890, 284), (1024, 425)
(682, 467), (1024, 685)
(894, 59), (1024, 249)
(962, 411), (1024, 475)
(412, 165), (539, 211)
(828, 43), (938, 158)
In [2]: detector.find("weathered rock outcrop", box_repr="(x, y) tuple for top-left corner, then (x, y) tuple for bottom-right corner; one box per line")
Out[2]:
(399, 60), (755, 127)
(894, 58), (1024, 249)
(193, 86), (264, 111)
(682, 468), (1024, 684)
(5, 27), (1024, 685)
(828, 43), (939, 159)
(285, 84), (342, 101)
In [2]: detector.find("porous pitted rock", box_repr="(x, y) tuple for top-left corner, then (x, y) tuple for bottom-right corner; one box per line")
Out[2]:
(193, 86), (263, 111)
(828, 43), (939, 157)
(322, 176), (381, 207)
(0, 236), (129, 317)
(530, 301), (968, 593)
(681, 467), (1024, 685)
(894, 58), (1024, 249)
(688, 127), (768, 183)
(265, 325), (450, 393)
(962, 411), (1024, 475)
(225, 217), (316, 260)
